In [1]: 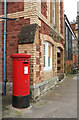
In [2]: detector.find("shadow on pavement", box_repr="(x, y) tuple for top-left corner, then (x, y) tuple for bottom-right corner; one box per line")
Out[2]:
(2, 95), (12, 117)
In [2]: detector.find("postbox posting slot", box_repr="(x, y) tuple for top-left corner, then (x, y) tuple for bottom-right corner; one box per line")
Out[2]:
(23, 62), (28, 64)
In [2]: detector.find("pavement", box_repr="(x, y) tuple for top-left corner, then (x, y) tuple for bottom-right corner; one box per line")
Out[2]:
(1, 73), (78, 119)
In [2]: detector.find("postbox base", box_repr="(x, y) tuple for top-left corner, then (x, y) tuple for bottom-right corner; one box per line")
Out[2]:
(12, 95), (30, 108)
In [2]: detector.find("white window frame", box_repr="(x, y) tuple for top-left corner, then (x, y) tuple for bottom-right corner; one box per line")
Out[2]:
(44, 42), (52, 71)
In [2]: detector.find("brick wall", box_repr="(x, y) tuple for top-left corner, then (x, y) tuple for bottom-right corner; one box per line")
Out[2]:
(66, 60), (73, 72)
(18, 32), (64, 86)
(1, 1), (64, 84)
(18, 44), (35, 85)
(2, 18), (30, 82)
(60, 1), (64, 35)
(40, 19), (49, 35)
(41, 1), (47, 19)
(55, 1), (59, 32)
(2, 2), (24, 15)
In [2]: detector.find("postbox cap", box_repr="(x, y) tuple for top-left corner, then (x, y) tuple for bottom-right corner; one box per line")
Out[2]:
(10, 53), (31, 58)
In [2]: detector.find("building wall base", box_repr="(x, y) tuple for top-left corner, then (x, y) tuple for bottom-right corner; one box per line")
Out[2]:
(30, 76), (58, 101)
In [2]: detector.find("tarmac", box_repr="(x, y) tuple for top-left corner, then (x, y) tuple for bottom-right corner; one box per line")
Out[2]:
(1, 73), (78, 119)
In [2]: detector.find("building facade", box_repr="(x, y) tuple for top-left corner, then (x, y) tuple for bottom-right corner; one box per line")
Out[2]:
(1, 0), (64, 100)
(77, 1), (79, 64)
(64, 14), (78, 72)
(71, 20), (78, 65)
(70, 1), (79, 66)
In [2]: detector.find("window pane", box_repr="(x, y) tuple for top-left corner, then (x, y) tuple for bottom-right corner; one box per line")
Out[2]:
(44, 42), (52, 70)
(57, 53), (61, 57)
(44, 56), (45, 67)
(53, 0), (55, 26)
(48, 46), (51, 57)
(44, 44), (46, 67)
(44, 44), (45, 55)
(48, 57), (50, 67)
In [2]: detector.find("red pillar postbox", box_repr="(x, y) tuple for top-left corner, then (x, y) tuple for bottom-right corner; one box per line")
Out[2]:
(11, 53), (31, 108)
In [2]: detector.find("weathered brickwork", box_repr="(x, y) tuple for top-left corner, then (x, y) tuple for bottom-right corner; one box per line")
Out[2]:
(2, 2), (24, 15)
(55, 1), (60, 32)
(41, 1), (47, 19)
(18, 30), (64, 85)
(18, 44), (35, 85)
(60, 1), (64, 35)
(2, 18), (30, 82)
(66, 60), (73, 72)
(40, 18), (49, 35)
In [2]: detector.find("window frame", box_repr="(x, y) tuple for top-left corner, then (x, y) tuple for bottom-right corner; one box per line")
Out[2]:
(49, 0), (50, 22)
(53, 0), (55, 26)
(44, 42), (52, 71)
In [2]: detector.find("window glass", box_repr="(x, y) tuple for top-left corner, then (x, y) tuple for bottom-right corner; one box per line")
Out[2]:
(48, 45), (51, 67)
(53, 0), (55, 26)
(49, 0), (50, 22)
(44, 44), (46, 67)
(44, 42), (52, 71)
(48, 57), (50, 67)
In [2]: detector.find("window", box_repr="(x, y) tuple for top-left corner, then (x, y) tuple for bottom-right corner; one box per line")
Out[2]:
(49, 0), (50, 22)
(53, 0), (55, 26)
(57, 67), (61, 70)
(57, 53), (61, 57)
(44, 42), (52, 71)
(57, 60), (61, 64)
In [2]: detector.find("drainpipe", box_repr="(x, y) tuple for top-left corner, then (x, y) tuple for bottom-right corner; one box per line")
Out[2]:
(77, 2), (79, 65)
(78, 16), (79, 65)
(64, 16), (66, 74)
(3, 0), (7, 96)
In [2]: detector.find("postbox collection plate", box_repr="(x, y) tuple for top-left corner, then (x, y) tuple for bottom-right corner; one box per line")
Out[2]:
(24, 66), (28, 74)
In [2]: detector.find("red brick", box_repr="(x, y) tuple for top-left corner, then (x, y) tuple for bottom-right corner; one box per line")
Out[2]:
(41, 1), (47, 19)
(2, 18), (30, 82)
(2, 2), (24, 15)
